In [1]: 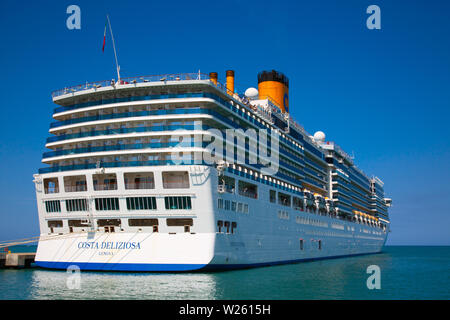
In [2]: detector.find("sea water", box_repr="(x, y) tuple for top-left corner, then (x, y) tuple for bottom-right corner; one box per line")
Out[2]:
(0, 246), (448, 300)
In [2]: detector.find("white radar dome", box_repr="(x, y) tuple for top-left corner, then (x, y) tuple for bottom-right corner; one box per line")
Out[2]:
(313, 131), (326, 142)
(245, 87), (259, 99)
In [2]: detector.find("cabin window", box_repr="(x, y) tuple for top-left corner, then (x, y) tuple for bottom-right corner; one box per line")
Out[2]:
(237, 202), (243, 213)
(224, 200), (230, 210)
(64, 175), (87, 192)
(124, 172), (155, 189)
(278, 210), (289, 219)
(231, 201), (237, 212)
(218, 175), (235, 193)
(66, 199), (88, 212)
(162, 171), (189, 189)
(278, 192), (291, 207)
(238, 181), (258, 199)
(217, 220), (223, 233)
(217, 198), (224, 209)
(293, 197), (303, 210)
(47, 220), (63, 228)
(300, 239), (304, 250)
(45, 200), (61, 213)
(243, 204), (249, 214)
(44, 178), (59, 194)
(318, 240), (322, 250)
(128, 218), (158, 227)
(97, 219), (121, 227)
(224, 221), (230, 233)
(93, 173), (117, 191)
(166, 218), (193, 227)
(126, 197), (157, 210)
(269, 190), (276, 203)
(95, 198), (120, 211)
(68, 220), (85, 227)
(164, 196), (192, 210)
(231, 222), (237, 234)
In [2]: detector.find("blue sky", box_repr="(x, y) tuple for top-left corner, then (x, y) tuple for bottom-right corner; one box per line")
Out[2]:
(0, 0), (448, 245)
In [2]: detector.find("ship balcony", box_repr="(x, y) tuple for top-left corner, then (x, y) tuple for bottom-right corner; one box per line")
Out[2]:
(43, 177), (59, 194)
(237, 180), (258, 199)
(42, 141), (203, 159)
(162, 171), (190, 189)
(38, 157), (202, 174)
(93, 173), (118, 191)
(52, 92), (207, 116)
(45, 123), (212, 145)
(124, 172), (155, 190)
(49, 107), (214, 130)
(63, 175), (87, 192)
(218, 175), (235, 194)
(51, 97), (218, 126)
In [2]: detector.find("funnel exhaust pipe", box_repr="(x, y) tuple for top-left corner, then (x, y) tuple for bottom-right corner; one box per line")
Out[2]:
(226, 70), (235, 94)
(209, 72), (218, 85)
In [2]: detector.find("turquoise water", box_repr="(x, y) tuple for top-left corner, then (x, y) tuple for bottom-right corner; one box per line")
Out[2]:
(0, 246), (448, 300)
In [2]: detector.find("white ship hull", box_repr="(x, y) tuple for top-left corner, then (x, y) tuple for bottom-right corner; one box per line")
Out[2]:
(35, 166), (388, 272)
(35, 225), (386, 272)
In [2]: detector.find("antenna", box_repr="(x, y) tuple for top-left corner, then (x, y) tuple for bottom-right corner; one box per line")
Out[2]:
(106, 14), (121, 84)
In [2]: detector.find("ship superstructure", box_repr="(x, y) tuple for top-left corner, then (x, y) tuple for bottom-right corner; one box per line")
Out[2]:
(33, 70), (391, 271)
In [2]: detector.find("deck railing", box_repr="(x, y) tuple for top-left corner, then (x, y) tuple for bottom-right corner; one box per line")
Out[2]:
(44, 187), (59, 194)
(93, 183), (118, 191)
(51, 72), (211, 98)
(64, 185), (87, 192)
(124, 182), (155, 190)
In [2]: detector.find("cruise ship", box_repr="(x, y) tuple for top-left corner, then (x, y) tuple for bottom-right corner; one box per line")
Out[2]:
(33, 70), (392, 271)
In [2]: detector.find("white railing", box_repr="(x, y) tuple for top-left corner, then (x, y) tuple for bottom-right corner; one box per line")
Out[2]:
(124, 183), (155, 190)
(93, 184), (118, 191)
(64, 185), (87, 192)
(52, 72), (211, 98)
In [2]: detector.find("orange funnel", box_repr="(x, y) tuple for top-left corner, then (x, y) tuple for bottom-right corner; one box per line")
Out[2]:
(226, 70), (235, 95)
(257, 70), (289, 113)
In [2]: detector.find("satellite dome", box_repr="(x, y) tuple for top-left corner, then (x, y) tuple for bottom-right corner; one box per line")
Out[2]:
(245, 87), (259, 99)
(313, 131), (326, 142)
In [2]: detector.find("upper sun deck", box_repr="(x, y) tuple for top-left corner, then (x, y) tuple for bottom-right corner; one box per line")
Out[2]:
(52, 72), (214, 103)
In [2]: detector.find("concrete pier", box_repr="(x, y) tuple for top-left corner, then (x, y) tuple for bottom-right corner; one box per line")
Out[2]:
(0, 252), (35, 268)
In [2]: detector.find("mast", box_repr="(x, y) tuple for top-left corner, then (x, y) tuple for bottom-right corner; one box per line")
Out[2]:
(106, 14), (121, 84)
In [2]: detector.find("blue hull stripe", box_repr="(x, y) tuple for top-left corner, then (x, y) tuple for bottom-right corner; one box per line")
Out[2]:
(35, 261), (207, 272)
(35, 251), (380, 272)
